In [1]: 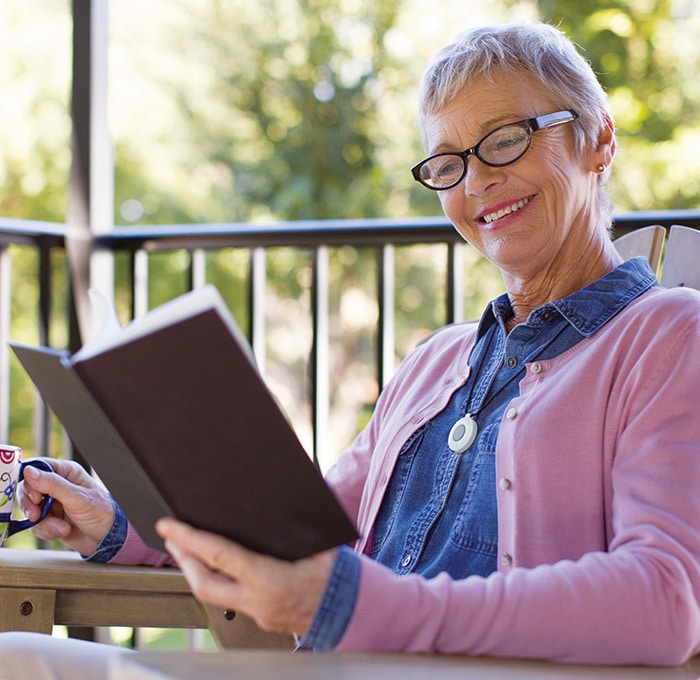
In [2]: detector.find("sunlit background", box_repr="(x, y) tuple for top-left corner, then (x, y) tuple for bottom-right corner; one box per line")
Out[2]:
(3, 0), (700, 463)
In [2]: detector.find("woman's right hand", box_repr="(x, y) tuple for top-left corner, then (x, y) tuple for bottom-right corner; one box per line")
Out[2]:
(18, 458), (115, 558)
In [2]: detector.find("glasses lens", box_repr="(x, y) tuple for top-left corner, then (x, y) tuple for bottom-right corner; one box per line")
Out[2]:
(417, 154), (465, 189)
(479, 124), (530, 165)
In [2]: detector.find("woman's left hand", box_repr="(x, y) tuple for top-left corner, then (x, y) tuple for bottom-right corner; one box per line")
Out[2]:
(156, 517), (336, 637)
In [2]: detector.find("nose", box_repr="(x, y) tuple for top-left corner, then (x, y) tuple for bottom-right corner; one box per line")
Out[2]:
(462, 155), (504, 197)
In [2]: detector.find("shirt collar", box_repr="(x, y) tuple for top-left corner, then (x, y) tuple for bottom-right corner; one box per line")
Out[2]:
(478, 256), (658, 339)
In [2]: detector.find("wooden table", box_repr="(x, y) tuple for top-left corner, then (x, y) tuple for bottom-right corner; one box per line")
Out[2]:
(111, 649), (700, 680)
(0, 548), (291, 649)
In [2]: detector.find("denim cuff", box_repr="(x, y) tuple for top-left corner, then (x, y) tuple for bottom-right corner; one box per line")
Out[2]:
(84, 496), (128, 563)
(297, 545), (360, 652)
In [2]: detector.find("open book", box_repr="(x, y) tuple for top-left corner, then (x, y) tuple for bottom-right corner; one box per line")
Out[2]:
(10, 285), (358, 560)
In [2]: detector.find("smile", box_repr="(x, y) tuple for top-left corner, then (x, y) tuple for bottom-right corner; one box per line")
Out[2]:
(482, 196), (532, 224)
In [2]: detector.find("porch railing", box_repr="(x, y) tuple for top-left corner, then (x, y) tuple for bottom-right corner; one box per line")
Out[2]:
(2, 209), (699, 473)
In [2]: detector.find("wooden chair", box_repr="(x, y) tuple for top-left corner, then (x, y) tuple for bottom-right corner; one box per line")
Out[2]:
(0, 547), (292, 649)
(659, 224), (700, 290)
(613, 224), (666, 272)
(613, 223), (700, 290)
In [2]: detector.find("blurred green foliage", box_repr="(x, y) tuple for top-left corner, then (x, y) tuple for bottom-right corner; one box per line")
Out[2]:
(1, 0), (700, 464)
(532, 0), (700, 210)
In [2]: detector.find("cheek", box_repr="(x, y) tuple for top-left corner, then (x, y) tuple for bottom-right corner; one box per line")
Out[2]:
(540, 144), (586, 190)
(439, 195), (478, 246)
(438, 189), (465, 225)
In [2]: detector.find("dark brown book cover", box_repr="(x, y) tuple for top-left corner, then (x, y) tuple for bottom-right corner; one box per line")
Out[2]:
(10, 291), (358, 560)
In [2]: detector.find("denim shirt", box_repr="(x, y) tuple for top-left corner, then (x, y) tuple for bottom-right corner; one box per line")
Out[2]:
(89, 258), (658, 650)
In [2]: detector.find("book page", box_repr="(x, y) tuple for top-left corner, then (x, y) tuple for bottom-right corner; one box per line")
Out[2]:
(73, 284), (255, 366)
(85, 289), (122, 344)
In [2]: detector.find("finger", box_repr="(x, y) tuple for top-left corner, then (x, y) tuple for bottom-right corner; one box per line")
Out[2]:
(165, 539), (247, 611)
(18, 477), (65, 522)
(21, 463), (94, 509)
(28, 515), (73, 541)
(24, 459), (95, 490)
(17, 484), (45, 514)
(157, 518), (258, 581)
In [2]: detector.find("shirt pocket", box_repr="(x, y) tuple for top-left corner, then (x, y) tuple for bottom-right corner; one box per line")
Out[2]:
(369, 423), (429, 557)
(449, 421), (499, 558)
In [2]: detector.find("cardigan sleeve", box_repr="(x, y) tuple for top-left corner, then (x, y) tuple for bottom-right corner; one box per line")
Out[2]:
(109, 521), (176, 567)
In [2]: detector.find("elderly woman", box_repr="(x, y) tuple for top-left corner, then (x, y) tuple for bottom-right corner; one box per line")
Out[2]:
(5, 20), (700, 674)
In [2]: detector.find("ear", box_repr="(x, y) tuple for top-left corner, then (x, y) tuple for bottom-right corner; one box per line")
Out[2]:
(593, 113), (616, 171)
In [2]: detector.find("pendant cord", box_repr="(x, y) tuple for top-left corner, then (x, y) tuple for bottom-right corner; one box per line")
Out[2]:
(462, 323), (501, 420)
(465, 320), (569, 423)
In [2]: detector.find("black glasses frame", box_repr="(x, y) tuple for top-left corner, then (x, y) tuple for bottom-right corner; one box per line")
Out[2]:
(411, 110), (578, 191)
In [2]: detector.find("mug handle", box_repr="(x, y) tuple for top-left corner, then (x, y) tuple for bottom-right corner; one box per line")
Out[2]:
(6, 459), (56, 537)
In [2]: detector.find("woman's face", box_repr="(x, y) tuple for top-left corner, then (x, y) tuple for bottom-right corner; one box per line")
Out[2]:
(424, 71), (602, 280)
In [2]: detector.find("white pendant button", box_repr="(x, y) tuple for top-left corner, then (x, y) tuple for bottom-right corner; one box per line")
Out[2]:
(448, 415), (478, 453)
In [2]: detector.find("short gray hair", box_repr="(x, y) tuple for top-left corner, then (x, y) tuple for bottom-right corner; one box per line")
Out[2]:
(418, 22), (615, 216)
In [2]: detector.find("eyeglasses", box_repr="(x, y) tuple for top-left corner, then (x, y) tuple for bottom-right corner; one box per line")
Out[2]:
(411, 110), (578, 191)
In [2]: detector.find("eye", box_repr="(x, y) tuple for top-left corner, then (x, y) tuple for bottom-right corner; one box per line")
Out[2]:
(483, 126), (529, 157)
(496, 132), (527, 150)
(430, 155), (464, 180)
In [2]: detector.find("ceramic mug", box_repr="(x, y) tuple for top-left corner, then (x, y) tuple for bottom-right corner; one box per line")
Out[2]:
(0, 445), (55, 545)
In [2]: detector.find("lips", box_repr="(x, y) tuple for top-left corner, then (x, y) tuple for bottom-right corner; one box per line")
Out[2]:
(481, 196), (533, 224)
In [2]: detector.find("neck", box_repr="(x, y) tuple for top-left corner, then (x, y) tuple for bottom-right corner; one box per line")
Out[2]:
(502, 239), (622, 331)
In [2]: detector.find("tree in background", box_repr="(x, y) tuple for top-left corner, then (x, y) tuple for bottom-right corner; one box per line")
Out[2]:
(111, 0), (407, 223)
(532, 0), (700, 210)
(2, 0), (700, 461)
(3, 1), (700, 224)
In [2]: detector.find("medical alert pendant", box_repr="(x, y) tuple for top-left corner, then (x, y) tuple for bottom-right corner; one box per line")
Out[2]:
(448, 414), (478, 453)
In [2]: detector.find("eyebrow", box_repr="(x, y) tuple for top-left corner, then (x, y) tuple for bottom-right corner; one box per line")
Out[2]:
(428, 112), (525, 155)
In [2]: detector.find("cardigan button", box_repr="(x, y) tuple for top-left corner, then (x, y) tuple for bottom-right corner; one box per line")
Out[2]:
(530, 362), (542, 374)
(505, 408), (517, 420)
(499, 477), (512, 491)
(501, 553), (513, 567)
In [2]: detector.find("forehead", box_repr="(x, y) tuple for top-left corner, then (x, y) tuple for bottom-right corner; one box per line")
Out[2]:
(423, 71), (556, 152)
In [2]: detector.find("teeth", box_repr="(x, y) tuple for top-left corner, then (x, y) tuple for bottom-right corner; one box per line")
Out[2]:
(483, 197), (530, 224)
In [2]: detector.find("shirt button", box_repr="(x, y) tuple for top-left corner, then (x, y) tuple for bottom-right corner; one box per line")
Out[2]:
(402, 555), (412, 568)
(506, 356), (517, 368)
(505, 407), (518, 420)
(530, 362), (542, 374)
(541, 309), (553, 322)
(499, 477), (512, 490)
(501, 553), (513, 567)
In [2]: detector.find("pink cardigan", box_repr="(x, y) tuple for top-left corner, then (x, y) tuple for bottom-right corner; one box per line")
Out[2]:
(325, 285), (700, 665)
(115, 285), (700, 665)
